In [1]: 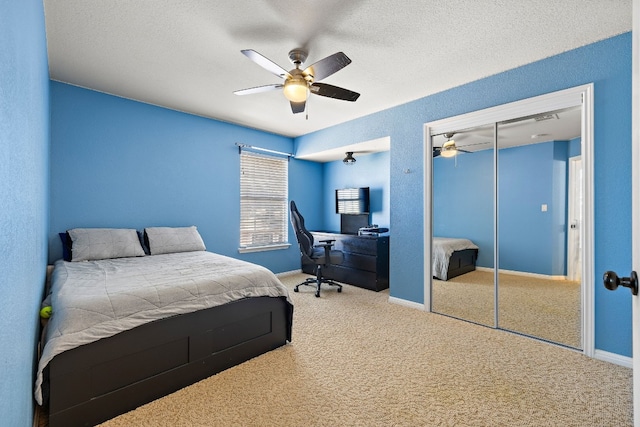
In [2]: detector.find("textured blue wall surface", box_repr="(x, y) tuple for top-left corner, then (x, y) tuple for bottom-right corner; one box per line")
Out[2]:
(0, 1), (49, 425)
(49, 82), (320, 273)
(297, 33), (633, 356)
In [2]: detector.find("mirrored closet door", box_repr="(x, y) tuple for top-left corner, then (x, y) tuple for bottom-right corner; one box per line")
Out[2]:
(431, 124), (495, 327)
(428, 89), (589, 351)
(496, 106), (582, 348)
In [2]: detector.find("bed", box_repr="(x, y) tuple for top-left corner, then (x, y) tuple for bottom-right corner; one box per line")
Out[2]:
(35, 227), (293, 427)
(432, 237), (479, 281)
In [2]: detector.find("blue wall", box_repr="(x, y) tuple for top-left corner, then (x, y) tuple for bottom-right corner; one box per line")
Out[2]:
(297, 33), (633, 357)
(498, 141), (568, 276)
(0, 1), (50, 425)
(49, 82), (322, 273)
(322, 151), (390, 233)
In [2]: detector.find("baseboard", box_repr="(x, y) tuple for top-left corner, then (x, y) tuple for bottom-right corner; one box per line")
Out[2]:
(594, 349), (633, 368)
(388, 296), (425, 311)
(475, 266), (567, 281)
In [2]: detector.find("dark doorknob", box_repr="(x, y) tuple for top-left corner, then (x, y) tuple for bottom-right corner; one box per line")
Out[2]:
(603, 271), (638, 295)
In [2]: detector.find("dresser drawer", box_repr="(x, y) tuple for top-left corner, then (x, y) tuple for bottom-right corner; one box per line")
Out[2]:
(341, 237), (378, 255)
(341, 252), (377, 272)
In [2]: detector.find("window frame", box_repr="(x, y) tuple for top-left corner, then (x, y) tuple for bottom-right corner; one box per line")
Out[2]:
(238, 150), (290, 253)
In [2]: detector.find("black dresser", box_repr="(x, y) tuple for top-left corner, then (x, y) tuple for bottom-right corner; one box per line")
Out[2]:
(301, 232), (389, 291)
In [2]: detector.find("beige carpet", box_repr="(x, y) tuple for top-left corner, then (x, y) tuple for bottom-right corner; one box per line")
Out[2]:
(99, 273), (632, 427)
(433, 270), (581, 348)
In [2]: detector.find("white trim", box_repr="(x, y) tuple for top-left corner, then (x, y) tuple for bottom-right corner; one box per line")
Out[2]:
(388, 296), (426, 311)
(594, 349), (633, 369)
(475, 266), (568, 281)
(632, 0), (639, 424)
(426, 85), (586, 136)
(423, 123), (433, 311)
(423, 84), (595, 357)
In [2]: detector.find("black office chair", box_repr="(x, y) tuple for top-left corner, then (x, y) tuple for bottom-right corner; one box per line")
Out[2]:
(290, 200), (343, 297)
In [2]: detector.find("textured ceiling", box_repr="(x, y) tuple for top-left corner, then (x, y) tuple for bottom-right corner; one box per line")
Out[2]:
(43, 1), (632, 138)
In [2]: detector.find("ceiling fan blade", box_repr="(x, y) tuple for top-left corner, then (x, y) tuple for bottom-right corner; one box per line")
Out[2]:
(303, 52), (351, 81)
(433, 148), (442, 158)
(233, 84), (283, 96)
(290, 100), (306, 114)
(310, 83), (360, 102)
(241, 49), (291, 79)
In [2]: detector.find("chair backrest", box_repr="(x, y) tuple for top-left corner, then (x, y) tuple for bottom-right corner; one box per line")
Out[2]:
(290, 200), (314, 259)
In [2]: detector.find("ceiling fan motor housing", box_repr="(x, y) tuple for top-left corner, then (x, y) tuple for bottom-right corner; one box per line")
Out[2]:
(288, 48), (308, 66)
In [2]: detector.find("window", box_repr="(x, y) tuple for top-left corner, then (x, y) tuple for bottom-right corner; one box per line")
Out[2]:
(239, 151), (289, 252)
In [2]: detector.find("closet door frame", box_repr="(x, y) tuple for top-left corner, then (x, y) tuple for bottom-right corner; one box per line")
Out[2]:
(423, 83), (594, 356)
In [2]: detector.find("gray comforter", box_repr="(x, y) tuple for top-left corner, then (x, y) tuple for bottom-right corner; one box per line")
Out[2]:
(432, 237), (479, 280)
(35, 251), (292, 404)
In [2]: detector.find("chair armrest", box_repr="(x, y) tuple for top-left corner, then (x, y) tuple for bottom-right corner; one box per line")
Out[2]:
(314, 240), (336, 259)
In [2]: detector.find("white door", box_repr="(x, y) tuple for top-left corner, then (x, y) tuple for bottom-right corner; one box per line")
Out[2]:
(632, 1), (639, 425)
(567, 157), (583, 282)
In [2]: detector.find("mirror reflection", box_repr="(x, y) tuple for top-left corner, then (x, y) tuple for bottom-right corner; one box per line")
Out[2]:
(431, 124), (495, 327)
(497, 107), (582, 348)
(431, 106), (582, 349)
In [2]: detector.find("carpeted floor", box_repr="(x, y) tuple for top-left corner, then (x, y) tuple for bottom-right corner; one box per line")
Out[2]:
(432, 270), (581, 348)
(99, 272), (632, 427)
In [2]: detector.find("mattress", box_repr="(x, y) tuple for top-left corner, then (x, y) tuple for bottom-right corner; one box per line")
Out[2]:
(35, 251), (291, 404)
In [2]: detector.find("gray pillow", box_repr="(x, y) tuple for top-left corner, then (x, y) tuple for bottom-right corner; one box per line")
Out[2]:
(68, 228), (146, 262)
(144, 226), (206, 255)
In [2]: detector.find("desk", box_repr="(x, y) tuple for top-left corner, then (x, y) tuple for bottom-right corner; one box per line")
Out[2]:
(302, 232), (389, 291)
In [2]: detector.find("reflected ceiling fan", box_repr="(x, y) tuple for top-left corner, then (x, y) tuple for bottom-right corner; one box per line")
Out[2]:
(433, 133), (472, 158)
(233, 48), (360, 114)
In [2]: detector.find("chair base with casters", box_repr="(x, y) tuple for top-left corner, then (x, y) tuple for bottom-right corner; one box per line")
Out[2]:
(295, 264), (343, 297)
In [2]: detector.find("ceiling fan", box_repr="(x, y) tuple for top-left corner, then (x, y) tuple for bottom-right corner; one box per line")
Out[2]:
(233, 48), (360, 114)
(433, 133), (471, 158)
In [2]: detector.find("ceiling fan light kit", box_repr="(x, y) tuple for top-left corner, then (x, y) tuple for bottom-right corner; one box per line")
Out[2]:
(283, 76), (309, 102)
(440, 140), (458, 158)
(343, 151), (356, 165)
(234, 48), (360, 114)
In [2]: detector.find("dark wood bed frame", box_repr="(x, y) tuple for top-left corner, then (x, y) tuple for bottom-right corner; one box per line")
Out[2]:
(444, 248), (478, 280)
(43, 296), (293, 427)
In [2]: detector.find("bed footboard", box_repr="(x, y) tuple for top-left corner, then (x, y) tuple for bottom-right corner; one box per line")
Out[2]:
(446, 249), (478, 280)
(46, 296), (292, 427)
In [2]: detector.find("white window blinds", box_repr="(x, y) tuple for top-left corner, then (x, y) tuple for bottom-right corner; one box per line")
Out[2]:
(239, 151), (288, 250)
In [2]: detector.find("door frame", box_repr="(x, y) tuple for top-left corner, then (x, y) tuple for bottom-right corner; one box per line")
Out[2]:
(423, 84), (595, 356)
(631, 0), (639, 425)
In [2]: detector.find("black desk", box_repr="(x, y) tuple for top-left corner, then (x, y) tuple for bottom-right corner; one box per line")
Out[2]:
(301, 232), (389, 292)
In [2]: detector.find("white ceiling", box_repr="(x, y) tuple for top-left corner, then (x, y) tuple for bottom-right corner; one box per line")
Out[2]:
(43, 0), (631, 144)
